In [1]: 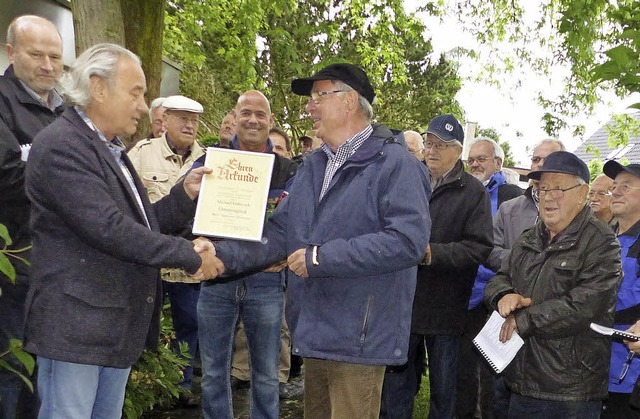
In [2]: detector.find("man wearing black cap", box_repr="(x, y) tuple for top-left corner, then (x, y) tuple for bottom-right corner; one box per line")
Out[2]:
(209, 63), (431, 418)
(381, 114), (493, 419)
(485, 151), (622, 418)
(600, 161), (640, 418)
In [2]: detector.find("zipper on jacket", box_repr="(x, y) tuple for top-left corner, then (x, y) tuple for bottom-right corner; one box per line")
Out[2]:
(360, 295), (373, 345)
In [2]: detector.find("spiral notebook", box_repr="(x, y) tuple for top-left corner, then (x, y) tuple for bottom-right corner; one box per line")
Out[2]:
(473, 311), (524, 373)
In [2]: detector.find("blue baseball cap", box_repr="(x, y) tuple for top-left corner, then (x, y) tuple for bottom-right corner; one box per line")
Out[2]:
(426, 114), (464, 144)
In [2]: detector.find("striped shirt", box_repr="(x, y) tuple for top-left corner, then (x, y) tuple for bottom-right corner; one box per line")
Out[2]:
(75, 106), (150, 228)
(319, 125), (373, 201)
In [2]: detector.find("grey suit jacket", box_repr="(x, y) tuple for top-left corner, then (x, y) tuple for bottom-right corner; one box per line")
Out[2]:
(23, 107), (201, 368)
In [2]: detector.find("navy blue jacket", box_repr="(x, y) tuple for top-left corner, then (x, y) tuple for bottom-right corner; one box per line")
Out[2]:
(215, 125), (431, 365)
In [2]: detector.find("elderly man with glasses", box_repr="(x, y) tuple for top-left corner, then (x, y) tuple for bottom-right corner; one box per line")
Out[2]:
(589, 174), (616, 227)
(599, 162), (640, 418)
(485, 151), (622, 419)
(381, 114), (493, 419)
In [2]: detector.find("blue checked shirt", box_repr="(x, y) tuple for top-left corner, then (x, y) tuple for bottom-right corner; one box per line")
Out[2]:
(75, 106), (151, 228)
(319, 125), (373, 201)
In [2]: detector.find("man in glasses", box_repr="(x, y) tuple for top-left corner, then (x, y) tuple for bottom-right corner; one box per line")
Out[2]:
(381, 114), (493, 419)
(204, 63), (431, 419)
(128, 94), (206, 406)
(600, 161), (640, 418)
(485, 151), (622, 418)
(457, 137), (522, 418)
(589, 174), (616, 226)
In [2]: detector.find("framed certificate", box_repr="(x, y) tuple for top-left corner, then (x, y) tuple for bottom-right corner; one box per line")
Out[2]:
(193, 147), (275, 241)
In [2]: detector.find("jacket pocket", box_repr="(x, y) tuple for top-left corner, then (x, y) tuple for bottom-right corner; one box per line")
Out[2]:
(359, 295), (374, 348)
(141, 172), (171, 202)
(61, 282), (128, 348)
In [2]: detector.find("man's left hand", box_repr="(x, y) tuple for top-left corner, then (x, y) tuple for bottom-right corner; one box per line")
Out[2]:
(183, 166), (213, 200)
(499, 314), (518, 343)
(288, 248), (308, 278)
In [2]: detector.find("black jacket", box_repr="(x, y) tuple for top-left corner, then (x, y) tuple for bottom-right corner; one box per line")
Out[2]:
(412, 160), (493, 335)
(0, 65), (64, 269)
(485, 206), (622, 402)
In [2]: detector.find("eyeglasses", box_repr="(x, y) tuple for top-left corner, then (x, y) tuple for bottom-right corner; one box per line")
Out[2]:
(535, 184), (582, 199)
(588, 190), (612, 198)
(612, 183), (640, 194)
(170, 114), (200, 126)
(424, 141), (459, 150)
(308, 90), (348, 105)
(617, 351), (635, 384)
(467, 156), (496, 165)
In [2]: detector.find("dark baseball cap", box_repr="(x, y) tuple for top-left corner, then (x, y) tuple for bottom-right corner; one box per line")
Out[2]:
(527, 151), (590, 183)
(603, 160), (640, 180)
(426, 114), (464, 143)
(291, 63), (376, 105)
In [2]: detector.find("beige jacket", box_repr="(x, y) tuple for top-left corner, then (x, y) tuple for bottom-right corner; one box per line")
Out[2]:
(128, 134), (206, 282)
(128, 133), (205, 203)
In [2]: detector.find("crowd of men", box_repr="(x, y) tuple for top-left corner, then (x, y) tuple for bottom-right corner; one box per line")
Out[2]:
(3, 13), (640, 419)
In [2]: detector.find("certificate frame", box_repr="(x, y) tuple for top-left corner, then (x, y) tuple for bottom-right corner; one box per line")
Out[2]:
(193, 147), (275, 241)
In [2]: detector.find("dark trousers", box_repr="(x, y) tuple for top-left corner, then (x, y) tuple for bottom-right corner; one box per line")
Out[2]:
(380, 333), (426, 418)
(455, 305), (495, 418)
(380, 333), (459, 419)
(508, 394), (601, 419)
(0, 273), (38, 419)
(602, 392), (640, 419)
(165, 281), (201, 389)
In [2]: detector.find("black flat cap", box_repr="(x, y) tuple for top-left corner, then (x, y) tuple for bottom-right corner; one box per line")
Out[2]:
(527, 151), (590, 183)
(291, 63), (376, 105)
(603, 160), (640, 180)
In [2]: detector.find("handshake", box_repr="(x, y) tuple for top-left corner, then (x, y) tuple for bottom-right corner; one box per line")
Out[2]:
(191, 237), (226, 281)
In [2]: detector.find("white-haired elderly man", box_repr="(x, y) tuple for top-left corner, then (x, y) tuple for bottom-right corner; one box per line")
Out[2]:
(485, 151), (622, 418)
(128, 94), (206, 406)
(23, 43), (223, 417)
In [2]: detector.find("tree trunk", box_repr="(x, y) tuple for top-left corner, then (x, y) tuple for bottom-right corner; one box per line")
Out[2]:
(70, 0), (125, 53)
(121, 0), (166, 143)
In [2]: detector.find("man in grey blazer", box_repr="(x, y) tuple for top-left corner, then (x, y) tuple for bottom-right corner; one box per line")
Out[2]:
(23, 43), (223, 418)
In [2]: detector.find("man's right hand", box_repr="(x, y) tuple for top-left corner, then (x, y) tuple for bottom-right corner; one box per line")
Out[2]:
(192, 237), (225, 280)
(497, 293), (532, 317)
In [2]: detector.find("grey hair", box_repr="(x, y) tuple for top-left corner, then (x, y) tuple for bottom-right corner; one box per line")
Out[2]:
(149, 97), (166, 122)
(575, 175), (587, 186)
(471, 137), (505, 161)
(332, 80), (374, 121)
(535, 138), (565, 151)
(60, 43), (141, 108)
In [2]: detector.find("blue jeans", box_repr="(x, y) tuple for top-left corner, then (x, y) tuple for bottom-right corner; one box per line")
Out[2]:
(165, 281), (200, 389)
(508, 393), (602, 419)
(424, 334), (460, 419)
(198, 280), (283, 419)
(37, 357), (130, 419)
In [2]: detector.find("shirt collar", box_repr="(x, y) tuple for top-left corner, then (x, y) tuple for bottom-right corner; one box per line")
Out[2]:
(321, 125), (373, 159)
(19, 80), (63, 110)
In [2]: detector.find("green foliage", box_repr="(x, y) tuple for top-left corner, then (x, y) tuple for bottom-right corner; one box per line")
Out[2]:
(413, 371), (431, 416)
(123, 305), (190, 419)
(455, 0), (640, 136)
(0, 339), (35, 392)
(477, 127), (517, 167)
(164, 0), (463, 140)
(588, 159), (603, 182)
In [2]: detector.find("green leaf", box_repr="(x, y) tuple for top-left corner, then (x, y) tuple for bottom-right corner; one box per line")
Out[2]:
(0, 359), (33, 392)
(0, 253), (16, 284)
(0, 223), (12, 247)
